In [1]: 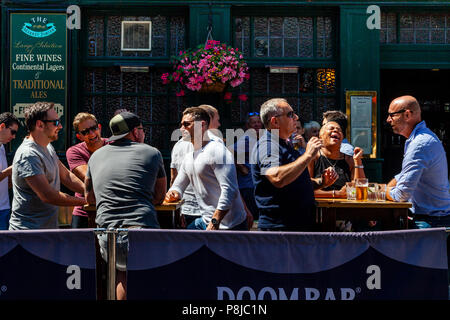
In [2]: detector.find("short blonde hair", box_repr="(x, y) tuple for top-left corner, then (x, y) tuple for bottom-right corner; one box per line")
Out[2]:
(198, 104), (218, 121)
(73, 112), (97, 132)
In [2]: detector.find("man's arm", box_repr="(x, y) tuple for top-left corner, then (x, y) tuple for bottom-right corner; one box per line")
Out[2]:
(153, 176), (167, 205)
(386, 178), (397, 201)
(0, 165), (12, 182)
(170, 168), (177, 187)
(71, 164), (88, 182)
(58, 160), (85, 194)
(265, 137), (322, 188)
(84, 176), (96, 205)
(206, 208), (230, 231)
(25, 174), (86, 206)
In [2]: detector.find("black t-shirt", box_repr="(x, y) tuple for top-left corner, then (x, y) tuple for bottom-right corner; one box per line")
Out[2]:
(251, 131), (315, 230)
(313, 154), (351, 191)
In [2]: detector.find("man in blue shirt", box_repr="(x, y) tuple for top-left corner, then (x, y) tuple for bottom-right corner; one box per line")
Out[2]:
(386, 95), (450, 228)
(251, 98), (337, 231)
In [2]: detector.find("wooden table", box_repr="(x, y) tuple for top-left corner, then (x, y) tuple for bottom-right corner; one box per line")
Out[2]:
(155, 200), (183, 229)
(84, 200), (184, 229)
(315, 198), (412, 231)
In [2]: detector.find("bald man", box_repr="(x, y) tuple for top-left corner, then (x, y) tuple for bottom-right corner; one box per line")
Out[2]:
(386, 95), (450, 229)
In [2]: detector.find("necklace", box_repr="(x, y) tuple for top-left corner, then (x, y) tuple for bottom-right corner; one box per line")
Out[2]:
(320, 150), (339, 169)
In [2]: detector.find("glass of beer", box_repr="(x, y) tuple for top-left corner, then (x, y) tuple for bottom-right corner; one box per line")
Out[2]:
(355, 178), (368, 201)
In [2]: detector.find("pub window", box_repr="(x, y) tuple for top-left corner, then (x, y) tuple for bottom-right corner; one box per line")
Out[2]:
(83, 13), (187, 156)
(82, 67), (183, 152)
(229, 68), (337, 124)
(234, 16), (335, 58)
(380, 12), (450, 44)
(87, 15), (186, 57)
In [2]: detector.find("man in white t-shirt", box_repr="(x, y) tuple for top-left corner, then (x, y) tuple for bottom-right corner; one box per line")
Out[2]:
(165, 107), (248, 230)
(0, 113), (19, 229)
(170, 104), (223, 228)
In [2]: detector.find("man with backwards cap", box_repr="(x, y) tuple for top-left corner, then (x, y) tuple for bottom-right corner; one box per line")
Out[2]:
(84, 111), (166, 300)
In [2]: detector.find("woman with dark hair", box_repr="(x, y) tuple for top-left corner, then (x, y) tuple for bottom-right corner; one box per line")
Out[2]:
(308, 120), (365, 198)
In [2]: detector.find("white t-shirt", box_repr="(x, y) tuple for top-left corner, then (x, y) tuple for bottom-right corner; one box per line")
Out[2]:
(170, 138), (200, 216)
(170, 140), (246, 229)
(0, 145), (10, 210)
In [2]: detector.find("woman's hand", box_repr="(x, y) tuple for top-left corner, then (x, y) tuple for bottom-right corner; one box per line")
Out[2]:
(321, 166), (338, 188)
(353, 147), (363, 163)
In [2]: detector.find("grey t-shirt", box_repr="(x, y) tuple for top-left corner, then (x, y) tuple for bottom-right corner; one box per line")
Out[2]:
(9, 138), (60, 230)
(86, 140), (166, 229)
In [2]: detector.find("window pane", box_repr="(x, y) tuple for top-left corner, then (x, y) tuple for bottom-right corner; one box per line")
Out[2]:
(316, 69), (336, 94)
(299, 97), (313, 122)
(238, 15), (332, 58)
(88, 16), (104, 56)
(234, 17), (250, 57)
(88, 14), (185, 58)
(269, 17), (283, 37)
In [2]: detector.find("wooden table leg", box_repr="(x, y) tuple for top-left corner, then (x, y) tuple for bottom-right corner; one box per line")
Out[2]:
(321, 207), (336, 232)
(393, 208), (408, 229)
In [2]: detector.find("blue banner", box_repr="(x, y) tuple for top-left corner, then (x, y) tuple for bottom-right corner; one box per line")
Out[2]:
(0, 230), (96, 300)
(127, 228), (448, 300)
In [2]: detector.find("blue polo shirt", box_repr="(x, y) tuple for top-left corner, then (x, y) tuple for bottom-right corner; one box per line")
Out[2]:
(251, 130), (316, 230)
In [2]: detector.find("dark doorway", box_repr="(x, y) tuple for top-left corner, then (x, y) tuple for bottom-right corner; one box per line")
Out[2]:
(380, 69), (450, 182)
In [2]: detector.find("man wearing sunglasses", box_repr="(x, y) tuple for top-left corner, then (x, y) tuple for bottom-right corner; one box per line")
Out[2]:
(66, 112), (108, 228)
(0, 112), (19, 229)
(165, 107), (248, 231)
(386, 95), (450, 229)
(9, 102), (86, 230)
(251, 98), (336, 231)
(170, 104), (223, 228)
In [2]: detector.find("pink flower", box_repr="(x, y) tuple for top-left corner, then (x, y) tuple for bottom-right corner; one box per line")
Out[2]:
(238, 94), (248, 102)
(161, 73), (170, 84)
(176, 90), (185, 97)
(224, 92), (232, 100)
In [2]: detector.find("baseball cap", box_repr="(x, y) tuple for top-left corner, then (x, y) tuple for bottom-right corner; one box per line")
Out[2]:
(108, 112), (141, 141)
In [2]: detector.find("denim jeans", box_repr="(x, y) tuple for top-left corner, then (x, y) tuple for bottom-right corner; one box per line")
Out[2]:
(0, 209), (10, 230)
(187, 217), (248, 230)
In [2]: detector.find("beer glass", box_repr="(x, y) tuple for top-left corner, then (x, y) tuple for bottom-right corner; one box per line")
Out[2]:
(376, 184), (387, 201)
(368, 183), (377, 201)
(346, 182), (356, 200)
(355, 178), (368, 201)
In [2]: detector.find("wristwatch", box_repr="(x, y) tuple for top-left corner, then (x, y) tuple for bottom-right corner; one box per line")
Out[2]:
(211, 218), (220, 227)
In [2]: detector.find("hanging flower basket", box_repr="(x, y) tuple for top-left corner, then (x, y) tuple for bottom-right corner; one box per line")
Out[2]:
(199, 82), (226, 94)
(161, 40), (250, 98)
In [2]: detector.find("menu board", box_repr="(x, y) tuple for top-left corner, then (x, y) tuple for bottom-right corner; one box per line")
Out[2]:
(10, 13), (67, 152)
(346, 91), (377, 158)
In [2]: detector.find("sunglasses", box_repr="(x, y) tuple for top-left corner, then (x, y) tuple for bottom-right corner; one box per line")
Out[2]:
(42, 119), (61, 126)
(275, 111), (296, 119)
(248, 112), (260, 116)
(8, 127), (17, 135)
(79, 124), (99, 136)
(180, 120), (194, 127)
(387, 109), (406, 118)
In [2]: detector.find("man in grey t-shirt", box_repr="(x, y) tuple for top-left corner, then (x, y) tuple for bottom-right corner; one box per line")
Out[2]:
(9, 102), (86, 230)
(85, 111), (166, 300)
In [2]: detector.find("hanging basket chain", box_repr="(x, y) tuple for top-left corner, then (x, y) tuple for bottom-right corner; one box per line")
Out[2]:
(204, 1), (214, 48)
